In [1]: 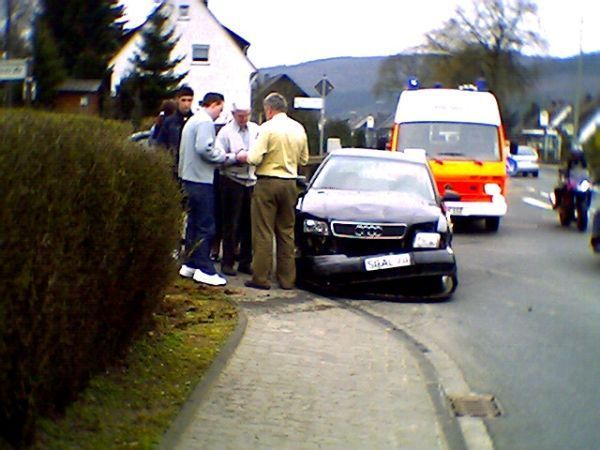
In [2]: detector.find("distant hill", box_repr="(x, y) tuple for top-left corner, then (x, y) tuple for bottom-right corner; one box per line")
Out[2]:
(259, 53), (600, 124)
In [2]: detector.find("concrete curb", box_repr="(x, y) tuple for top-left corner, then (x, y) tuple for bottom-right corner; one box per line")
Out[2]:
(157, 304), (248, 450)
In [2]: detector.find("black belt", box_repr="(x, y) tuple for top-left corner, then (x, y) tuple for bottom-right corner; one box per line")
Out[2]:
(256, 175), (295, 180)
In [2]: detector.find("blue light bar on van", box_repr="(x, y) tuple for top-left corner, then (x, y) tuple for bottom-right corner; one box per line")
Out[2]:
(407, 77), (420, 90)
(476, 78), (488, 91)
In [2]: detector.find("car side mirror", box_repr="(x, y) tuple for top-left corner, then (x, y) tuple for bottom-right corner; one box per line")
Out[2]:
(442, 190), (461, 202)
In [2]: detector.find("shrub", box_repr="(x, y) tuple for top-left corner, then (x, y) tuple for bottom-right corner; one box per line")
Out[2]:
(0, 109), (182, 446)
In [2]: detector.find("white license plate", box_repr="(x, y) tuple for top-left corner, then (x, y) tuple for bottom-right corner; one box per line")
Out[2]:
(448, 207), (463, 215)
(364, 254), (412, 271)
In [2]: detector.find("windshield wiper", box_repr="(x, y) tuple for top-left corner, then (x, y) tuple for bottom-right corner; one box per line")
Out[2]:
(437, 151), (465, 157)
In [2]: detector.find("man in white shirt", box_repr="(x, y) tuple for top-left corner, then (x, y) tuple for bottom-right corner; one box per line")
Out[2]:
(215, 101), (259, 275)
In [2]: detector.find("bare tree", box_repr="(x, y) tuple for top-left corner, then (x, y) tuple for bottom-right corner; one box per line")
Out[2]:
(424, 0), (546, 105)
(374, 0), (547, 131)
(1, 0), (38, 58)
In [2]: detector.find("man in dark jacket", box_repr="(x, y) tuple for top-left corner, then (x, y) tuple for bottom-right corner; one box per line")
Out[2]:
(157, 85), (194, 178)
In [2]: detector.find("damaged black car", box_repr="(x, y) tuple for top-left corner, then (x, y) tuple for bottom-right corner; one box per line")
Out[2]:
(295, 148), (458, 299)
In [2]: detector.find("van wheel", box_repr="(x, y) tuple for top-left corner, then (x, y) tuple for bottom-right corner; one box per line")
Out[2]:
(485, 217), (500, 232)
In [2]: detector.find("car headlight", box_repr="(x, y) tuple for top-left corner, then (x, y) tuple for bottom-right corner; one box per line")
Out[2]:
(437, 213), (448, 233)
(303, 219), (329, 236)
(413, 232), (441, 248)
(484, 183), (502, 196)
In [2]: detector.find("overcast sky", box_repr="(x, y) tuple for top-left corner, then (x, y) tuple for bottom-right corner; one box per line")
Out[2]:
(120, 0), (600, 68)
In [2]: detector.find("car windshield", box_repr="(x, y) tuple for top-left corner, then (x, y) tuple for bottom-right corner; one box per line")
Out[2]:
(311, 155), (436, 201)
(397, 122), (500, 161)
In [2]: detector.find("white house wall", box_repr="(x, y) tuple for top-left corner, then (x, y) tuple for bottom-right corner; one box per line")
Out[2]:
(109, 0), (256, 121)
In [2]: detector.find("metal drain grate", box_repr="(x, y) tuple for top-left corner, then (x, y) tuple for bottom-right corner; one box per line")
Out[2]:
(448, 394), (502, 418)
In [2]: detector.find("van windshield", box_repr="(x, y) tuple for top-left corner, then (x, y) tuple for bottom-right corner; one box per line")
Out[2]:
(397, 122), (500, 161)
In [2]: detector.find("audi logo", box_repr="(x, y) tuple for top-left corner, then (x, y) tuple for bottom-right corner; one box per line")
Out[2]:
(354, 224), (383, 238)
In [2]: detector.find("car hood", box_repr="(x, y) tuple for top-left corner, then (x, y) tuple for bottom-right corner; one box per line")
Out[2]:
(299, 189), (440, 223)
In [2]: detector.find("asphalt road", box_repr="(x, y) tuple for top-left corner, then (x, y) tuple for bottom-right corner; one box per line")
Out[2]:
(346, 166), (600, 450)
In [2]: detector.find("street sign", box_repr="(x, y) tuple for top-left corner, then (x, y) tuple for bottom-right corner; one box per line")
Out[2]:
(294, 97), (323, 110)
(314, 78), (334, 97)
(539, 109), (549, 128)
(0, 59), (28, 81)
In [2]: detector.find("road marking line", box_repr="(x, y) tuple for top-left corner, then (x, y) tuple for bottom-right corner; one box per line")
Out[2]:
(523, 197), (553, 210)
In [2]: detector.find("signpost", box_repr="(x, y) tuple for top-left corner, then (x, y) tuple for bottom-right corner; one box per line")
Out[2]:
(314, 76), (334, 155)
(0, 59), (30, 107)
(0, 59), (28, 81)
(293, 97), (323, 110)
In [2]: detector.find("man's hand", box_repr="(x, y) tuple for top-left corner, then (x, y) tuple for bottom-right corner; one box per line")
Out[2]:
(236, 150), (248, 164)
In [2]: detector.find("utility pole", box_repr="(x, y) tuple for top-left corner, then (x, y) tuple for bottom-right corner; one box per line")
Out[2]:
(314, 75), (334, 155)
(572, 15), (584, 152)
(3, 0), (13, 107)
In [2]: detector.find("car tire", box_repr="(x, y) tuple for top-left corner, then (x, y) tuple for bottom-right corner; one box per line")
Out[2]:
(425, 274), (458, 301)
(484, 217), (500, 232)
(533, 171), (539, 178)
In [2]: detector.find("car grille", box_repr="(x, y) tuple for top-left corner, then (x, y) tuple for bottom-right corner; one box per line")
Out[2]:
(330, 237), (408, 256)
(331, 221), (407, 239)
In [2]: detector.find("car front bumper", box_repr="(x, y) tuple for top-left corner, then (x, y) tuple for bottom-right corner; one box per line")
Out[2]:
(515, 161), (540, 173)
(298, 248), (456, 285)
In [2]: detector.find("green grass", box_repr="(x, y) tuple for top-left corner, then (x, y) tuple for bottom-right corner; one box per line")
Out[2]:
(34, 279), (238, 449)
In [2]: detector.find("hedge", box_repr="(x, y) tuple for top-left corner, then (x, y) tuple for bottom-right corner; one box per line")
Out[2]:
(0, 109), (182, 446)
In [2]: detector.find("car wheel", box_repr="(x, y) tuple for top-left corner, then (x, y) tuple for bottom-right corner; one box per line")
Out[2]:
(533, 171), (539, 178)
(484, 217), (500, 232)
(425, 274), (458, 301)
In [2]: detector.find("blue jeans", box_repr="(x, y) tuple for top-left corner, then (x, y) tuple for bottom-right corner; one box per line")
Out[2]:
(183, 181), (216, 275)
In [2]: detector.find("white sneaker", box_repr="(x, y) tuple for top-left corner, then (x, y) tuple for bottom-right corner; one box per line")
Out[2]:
(179, 265), (196, 278)
(193, 269), (227, 286)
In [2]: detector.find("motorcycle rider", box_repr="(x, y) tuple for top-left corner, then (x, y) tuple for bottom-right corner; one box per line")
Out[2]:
(555, 144), (589, 204)
(553, 143), (592, 231)
(565, 144), (588, 178)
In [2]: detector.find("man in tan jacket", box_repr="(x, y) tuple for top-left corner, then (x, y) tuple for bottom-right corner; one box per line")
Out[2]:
(237, 92), (309, 289)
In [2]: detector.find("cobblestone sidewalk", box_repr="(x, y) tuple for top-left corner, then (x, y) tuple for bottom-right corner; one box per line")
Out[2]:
(160, 278), (448, 450)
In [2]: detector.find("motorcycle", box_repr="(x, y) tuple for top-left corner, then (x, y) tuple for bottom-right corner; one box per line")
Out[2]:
(552, 168), (593, 232)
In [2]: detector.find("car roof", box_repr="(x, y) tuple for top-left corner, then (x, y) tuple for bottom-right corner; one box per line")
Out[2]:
(327, 148), (428, 165)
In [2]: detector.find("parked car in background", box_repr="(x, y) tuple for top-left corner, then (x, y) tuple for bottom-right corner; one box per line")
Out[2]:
(129, 129), (153, 149)
(295, 148), (458, 299)
(509, 145), (540, 177)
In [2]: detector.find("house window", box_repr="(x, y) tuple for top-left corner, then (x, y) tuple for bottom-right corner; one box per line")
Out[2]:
(80, 96), (89, 107)
(178, 4), (190, 20)
(192, 44), (209, 63)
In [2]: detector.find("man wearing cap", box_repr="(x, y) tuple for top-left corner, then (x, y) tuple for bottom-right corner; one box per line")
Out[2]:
(178, 92), (237, 287)
(215, 100), (259, 276)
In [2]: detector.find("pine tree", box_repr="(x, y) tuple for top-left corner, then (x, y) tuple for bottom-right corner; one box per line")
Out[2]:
(118, 2), (186, 118)
(41, 0), (124, 78)
(31, 17), (66, 106)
